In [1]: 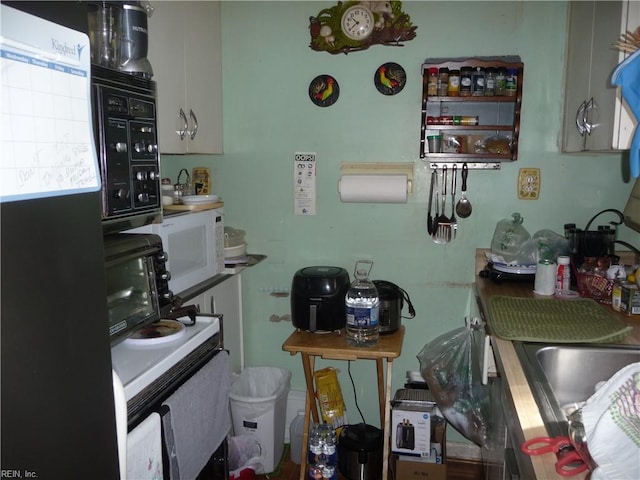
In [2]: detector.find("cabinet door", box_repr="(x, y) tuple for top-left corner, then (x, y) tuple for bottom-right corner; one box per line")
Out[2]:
(202, 276), (244, 374)
(147, 1), (188, 154)
(148, 1), (223, 154)
(563, 1), (624, 152)
(184, 1), (223, 154)
(613, 1), (640, 149)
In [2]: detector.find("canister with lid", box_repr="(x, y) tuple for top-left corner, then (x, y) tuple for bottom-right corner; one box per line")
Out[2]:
(460, 66), (473, 96)
(447, 69), (460, 96)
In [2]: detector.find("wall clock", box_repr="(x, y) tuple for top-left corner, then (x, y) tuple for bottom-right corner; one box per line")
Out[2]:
(341, 5), (375, 41)
(309, 1), (417, 55)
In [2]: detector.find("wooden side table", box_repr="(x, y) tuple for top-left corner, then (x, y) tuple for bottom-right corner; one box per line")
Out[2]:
(282, 327), (405, 480)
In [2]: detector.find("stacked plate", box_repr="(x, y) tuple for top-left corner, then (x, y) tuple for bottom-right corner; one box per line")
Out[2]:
(181, 194), (219, 206)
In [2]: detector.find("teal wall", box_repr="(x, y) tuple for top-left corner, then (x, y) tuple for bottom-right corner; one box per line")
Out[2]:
(161, 1), (640, 435)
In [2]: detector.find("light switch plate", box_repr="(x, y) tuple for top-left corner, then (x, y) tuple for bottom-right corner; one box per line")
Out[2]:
(518, 168), (540, 199)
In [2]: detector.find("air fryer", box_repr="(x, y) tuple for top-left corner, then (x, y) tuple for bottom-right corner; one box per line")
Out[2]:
(372, 280), (415, 334)
(291, 266), (350, 332)
(396, 419), (415, 450)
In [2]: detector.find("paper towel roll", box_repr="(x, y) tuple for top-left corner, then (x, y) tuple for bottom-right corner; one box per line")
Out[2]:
(339, 174), (408, 203)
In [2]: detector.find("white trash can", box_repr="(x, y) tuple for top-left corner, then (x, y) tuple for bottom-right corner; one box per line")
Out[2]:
(229, 367), (291, 474)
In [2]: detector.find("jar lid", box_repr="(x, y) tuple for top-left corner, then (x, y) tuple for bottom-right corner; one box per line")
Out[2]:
(449, 69), (460, 75)
(438, 67), (449, 73)
(428, 67), (438, 74)
(461, 66), (473, 72)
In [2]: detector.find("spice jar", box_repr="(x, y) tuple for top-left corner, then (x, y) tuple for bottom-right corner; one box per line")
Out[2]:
(427, 67), (438, 96)
(472, 67), (485, 96)
(505, 68), (518, 96)
(447, 69), (460, 96)
(495, 67), (507, 96)
(484, 67), (496, 96)
(459, 66), (473, 96)
(437, 67), (449, 96)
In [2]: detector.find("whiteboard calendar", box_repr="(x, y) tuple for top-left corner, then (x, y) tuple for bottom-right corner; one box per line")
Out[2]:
(0, 4), (100, 203)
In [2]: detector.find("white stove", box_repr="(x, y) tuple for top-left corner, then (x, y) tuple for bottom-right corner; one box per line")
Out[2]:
(111, 315), (221, 402)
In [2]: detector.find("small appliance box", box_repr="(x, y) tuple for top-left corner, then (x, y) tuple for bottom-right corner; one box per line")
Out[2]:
(391, 389), (437, 457)
(393, 422), (447, 480)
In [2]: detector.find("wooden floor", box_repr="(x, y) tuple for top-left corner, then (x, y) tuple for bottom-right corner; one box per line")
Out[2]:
(254, 452), (484, 480)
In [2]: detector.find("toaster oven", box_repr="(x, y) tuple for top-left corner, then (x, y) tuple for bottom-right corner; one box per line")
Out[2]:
(104, 233), (171, 344)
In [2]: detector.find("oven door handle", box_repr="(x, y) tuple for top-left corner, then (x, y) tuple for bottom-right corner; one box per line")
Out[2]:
(166, 305), (198, 326)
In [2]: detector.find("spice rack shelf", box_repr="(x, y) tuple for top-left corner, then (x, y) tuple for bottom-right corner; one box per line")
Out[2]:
(420, 56), (524, 170)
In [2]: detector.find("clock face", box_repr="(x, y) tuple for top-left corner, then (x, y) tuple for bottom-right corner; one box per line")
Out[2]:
(340, 5), (375, 41)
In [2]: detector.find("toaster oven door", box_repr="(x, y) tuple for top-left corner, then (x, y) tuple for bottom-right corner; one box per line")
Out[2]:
(106, 254), (160, 342)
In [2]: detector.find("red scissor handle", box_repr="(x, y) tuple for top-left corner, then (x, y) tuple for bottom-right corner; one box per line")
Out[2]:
(555, 450), (589, 477)
(521, 436), (572, 455)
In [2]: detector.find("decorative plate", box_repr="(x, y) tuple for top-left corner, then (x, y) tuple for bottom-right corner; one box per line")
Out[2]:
(309, 75), (339, 107)
(374, 62), (406, 95)
(124, 319), (186, 346)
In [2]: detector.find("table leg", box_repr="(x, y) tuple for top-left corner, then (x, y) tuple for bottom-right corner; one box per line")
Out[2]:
(299, 354), (316, 480)
(376, 358), (385, 424)
(381, 359), (393, 480)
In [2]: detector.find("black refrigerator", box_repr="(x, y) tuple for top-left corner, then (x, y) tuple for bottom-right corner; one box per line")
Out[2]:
(1, 1), (120, 477)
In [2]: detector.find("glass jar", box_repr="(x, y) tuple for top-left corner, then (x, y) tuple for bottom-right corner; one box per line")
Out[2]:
(447, 69), (460, 96)
(505, 68), (518, 96)
(460, 66), (473, 96)
(484, 67), (496, 96)
(495, 67), (507, 96)
(427, 67), (438, 96)
(472, 67), (485, 96)
(437, 67), (449, 96)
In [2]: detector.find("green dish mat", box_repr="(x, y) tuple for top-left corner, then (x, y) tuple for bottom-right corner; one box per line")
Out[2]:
(487, 296), (633, 343)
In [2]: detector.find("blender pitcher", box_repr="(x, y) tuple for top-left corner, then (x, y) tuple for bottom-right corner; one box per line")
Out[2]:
(88, 2), (121, 68)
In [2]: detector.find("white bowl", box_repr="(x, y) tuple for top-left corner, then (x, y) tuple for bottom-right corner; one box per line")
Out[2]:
(224, 242), (247, 258)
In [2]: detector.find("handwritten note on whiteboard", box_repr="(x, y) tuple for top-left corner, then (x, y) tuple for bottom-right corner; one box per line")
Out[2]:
(0, 5), (100, 203)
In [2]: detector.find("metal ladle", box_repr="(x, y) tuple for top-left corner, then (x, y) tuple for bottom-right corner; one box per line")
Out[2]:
(455, 163), (472, 218)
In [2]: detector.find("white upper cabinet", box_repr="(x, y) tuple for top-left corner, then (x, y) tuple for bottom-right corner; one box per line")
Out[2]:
(148, 1), (223, 154)
(562, 1), (639, 152)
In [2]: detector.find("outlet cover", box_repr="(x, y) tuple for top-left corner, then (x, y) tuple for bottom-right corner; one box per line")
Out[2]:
(518, 168), (540, 200)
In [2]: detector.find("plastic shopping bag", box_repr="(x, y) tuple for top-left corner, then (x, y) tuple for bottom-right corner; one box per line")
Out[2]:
(417, 322), (489, 448)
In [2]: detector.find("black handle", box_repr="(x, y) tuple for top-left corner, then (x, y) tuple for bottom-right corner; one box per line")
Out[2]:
(427, 170), (435, 235)
(461, 162), (468, 191)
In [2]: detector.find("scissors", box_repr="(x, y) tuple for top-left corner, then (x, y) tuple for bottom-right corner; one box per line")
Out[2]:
(521, 436), (589, 477)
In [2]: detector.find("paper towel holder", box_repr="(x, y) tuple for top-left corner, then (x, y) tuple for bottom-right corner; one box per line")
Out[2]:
(339, 162), (414, 193)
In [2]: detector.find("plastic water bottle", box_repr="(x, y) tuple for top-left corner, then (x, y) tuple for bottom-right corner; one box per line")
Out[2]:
(307, 423), (337, 480)
(345, 260), (380, 346)
(289, 410), (305, 464)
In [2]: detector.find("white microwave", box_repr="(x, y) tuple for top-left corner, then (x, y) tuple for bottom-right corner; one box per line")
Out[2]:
(126, 209), (225, 295)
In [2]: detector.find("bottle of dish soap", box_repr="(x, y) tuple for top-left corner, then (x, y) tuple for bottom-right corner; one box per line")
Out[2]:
(490, 213), (531, 264)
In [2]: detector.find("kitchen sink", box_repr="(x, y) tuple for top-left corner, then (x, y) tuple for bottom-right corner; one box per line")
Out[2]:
(515, 342), (640, 437)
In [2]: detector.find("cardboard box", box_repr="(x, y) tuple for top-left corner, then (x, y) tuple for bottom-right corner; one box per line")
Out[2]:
(620, 283), (640, 315)
(392, 422), (447, 480)
(391, 389), (437, 457)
